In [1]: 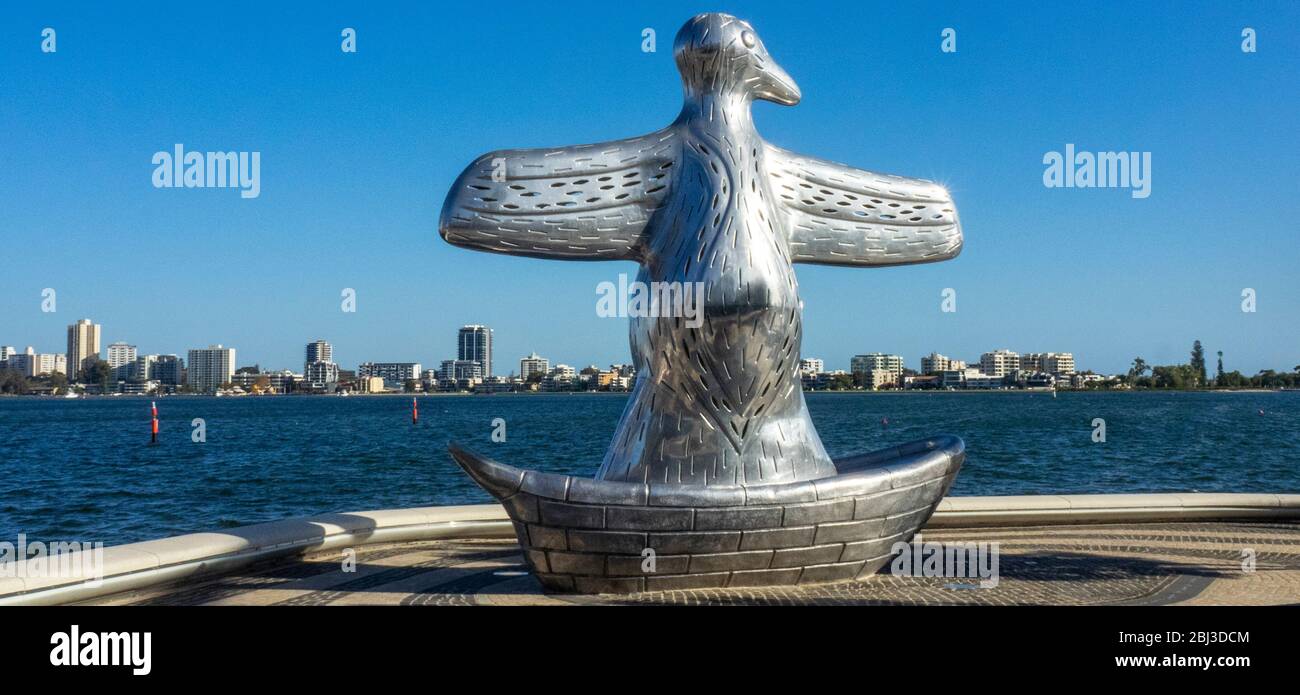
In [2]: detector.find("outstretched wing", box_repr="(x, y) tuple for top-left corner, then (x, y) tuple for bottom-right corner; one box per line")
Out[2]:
(439, 129), (678, 261)
(764, 144), (962, 266)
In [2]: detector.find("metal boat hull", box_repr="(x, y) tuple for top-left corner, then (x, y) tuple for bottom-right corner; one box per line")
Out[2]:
(447, 435), (964, 593)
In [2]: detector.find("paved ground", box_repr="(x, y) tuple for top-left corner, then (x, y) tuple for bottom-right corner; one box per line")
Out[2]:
(86, 521), (1300, 606)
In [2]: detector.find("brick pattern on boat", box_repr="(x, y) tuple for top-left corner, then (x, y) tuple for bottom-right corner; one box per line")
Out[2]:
(450, 438), (964, 594)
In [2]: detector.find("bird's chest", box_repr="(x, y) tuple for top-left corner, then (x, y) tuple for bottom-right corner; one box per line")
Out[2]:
(652, 136), (797, 310)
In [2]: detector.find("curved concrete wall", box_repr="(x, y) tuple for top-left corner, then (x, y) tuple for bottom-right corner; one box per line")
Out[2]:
(2, 493), (1297, 606)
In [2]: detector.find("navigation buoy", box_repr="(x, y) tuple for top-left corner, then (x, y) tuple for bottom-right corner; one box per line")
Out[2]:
(150, 401), (159, 444)
(412, 397), (419, 424)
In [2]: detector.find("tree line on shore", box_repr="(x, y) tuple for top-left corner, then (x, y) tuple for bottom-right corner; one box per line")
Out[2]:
(1119, 341), (1299, 390)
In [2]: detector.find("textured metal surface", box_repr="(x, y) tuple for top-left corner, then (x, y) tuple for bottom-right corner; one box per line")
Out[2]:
(448, 437), (963, 593)
(440, 13), (964, 488)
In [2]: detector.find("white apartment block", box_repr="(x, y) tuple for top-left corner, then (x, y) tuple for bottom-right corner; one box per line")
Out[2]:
(550, 364), (577, 379)
(520, 353), (550, 381)
(798, 358), (824, 375)
(7, 347), (67, 377)
(1020, 352), (1076, 375)
(187, 345), (236, 393)
(851, 353), (904, 379)
(920, 352), (966, 375)
(359, 362), (422, 387)
(980, 349), (1020, 377)
(107, 342), (138, 381)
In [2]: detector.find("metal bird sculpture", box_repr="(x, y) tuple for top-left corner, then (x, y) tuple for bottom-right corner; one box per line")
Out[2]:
(439, 13), (965, 593)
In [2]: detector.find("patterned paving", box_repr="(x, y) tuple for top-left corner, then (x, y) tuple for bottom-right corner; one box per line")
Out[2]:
(84, 522), (1300, 606)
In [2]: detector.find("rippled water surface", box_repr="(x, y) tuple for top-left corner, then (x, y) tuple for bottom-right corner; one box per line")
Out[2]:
(1, 391), (1296, 544)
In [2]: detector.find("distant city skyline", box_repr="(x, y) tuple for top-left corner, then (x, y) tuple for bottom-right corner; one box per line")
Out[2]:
(1, 3), (1296, 376)
(9, 315), (1300, 382)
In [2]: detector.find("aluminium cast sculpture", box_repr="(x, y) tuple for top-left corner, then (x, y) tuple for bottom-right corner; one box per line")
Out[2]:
(439, 13), (966, 593)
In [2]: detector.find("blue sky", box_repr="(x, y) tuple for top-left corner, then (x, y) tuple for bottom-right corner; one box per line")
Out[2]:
(1, 1), (1297, 376)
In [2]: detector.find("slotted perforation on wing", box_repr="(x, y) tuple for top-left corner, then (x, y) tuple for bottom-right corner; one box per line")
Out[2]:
(440, 130), (679, 260)
(764, 144), (963, 267)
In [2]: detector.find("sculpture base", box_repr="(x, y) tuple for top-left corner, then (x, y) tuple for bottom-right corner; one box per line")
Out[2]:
(448, 436), (964, 594)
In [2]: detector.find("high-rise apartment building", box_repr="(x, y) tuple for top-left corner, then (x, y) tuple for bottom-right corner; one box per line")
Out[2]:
(520, 352), (549, 381)
(107, 342), (138, 382)
(458, 325), (493, 377)
(147, 355), (184, 385)
(305, 340), (333, 366)
(980, 349), (1020, 378)
(303, 340), (338, 389)
(67, 319), (101, 381)
(187, 345), (236, 393)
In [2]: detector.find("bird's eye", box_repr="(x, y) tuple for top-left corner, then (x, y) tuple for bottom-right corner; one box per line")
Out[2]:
(741, 31), (756, 48)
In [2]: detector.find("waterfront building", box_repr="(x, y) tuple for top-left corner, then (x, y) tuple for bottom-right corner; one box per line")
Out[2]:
(107, 342), (137, 382)
(6, 347), (68, 377)
(458, 325), (493, 377)
(940, 368), (983, 389)
(304, 361), (340, 390)
(1044, 352), (1075, 374)
(1070, 373), (1105, 388)
(119, 381), (160, 395)
(187, 345), (236, 393)
(851, 353), (904, 384)
(358, 362), (422, 388)
(146, 355), (184, 385)
(861, 369), (896, 390)
(230, 369), (297, 394)
(438, 359), (481, 382)
(519, 352), (549, 381)
(356, 376), (386, 393)
(305, 340), (333, 366)
(302, 340), (339, 391)
(798, 358), (824, 375)
(66, 319), (102, 382)
(966, 373), (1007, 389)
(474, 375), (515, 394)
(1, 348), (28, 374)
(1023, 372), (1056, 388)
(131, 354), (157, 382)
(972, 374), (1008, 392)
(980, 349), (1020, 378)
(802, 369), (849, 390)
(609, 364), (636, 378)
(542, 364), (578, 391)
(921, 352), (965, 375)
(1017, 352), (1075, 375)
(1, 346), (15, 364)
(551, 364), (576, 380)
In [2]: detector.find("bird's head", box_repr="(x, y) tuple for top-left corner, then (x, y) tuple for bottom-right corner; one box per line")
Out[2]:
(673, 13), (801, 106)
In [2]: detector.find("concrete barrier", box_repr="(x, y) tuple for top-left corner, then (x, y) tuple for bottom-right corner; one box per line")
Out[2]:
(2, 493), (1297, 606)
(930, 492), (1300, 527)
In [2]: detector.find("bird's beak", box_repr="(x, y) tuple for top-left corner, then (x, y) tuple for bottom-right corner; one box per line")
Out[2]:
(753, 60), (801, 106)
